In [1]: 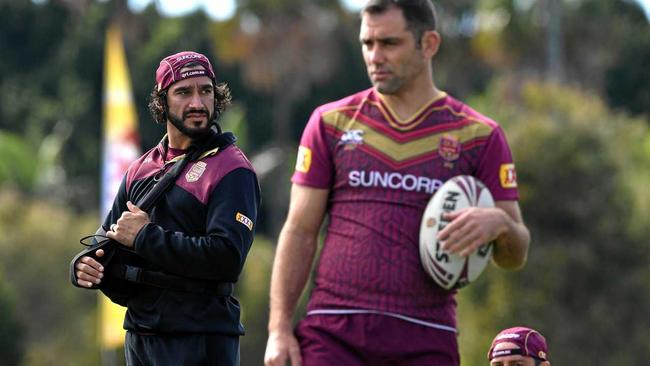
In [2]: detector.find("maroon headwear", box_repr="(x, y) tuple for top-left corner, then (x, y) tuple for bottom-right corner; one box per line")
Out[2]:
(488, 326), (549, 361)
(155, 51), (215, 92)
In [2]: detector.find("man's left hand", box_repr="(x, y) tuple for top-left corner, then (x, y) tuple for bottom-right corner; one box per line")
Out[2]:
(106, 201), (150, 248)
(437, 207), (508, 257)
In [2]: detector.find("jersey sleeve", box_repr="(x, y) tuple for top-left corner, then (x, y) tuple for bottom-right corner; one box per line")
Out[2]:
(474, 126), (519, 201)
(291, 107), (334, 188)
(133, 167), (261, 282)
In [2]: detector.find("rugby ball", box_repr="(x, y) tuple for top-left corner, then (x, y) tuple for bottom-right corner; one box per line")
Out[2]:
(419, 175), (495, 290)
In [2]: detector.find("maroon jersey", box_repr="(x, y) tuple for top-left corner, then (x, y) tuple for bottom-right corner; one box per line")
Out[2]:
(292, 88), (518, 331)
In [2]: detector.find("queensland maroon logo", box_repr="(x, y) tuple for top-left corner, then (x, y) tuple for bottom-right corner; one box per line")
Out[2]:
(186, 161), (207, 182)
(439, 135), (461, 162)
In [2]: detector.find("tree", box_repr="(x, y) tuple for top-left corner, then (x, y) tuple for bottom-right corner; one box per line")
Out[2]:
(467, 0), (649, 104)
(0, 0), (108, 208)
(0, 190), (101, 365)
(605, 32), (650, 119)
(0, 273), (22, 366)
(206, 1), (366, 235)
(0, 131), (38, 191)
(457, 78), (650, 365)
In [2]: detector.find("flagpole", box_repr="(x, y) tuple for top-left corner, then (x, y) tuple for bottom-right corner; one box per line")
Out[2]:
(100, 22), (141, 365)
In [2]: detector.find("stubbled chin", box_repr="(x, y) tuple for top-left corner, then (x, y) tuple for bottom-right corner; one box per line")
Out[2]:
(374, 84), (394, 95)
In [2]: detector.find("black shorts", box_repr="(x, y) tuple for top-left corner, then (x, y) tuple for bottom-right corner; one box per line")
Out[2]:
(125, 331), (239, 366)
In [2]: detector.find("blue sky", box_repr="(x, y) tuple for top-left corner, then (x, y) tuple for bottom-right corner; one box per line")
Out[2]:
(127, 0), (650, 22)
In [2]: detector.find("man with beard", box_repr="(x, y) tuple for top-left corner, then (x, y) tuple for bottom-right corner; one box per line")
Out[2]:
(264, 1), (530, 365)
(74, 51), (260, 366)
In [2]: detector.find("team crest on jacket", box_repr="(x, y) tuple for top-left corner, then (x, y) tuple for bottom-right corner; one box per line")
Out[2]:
(185, 161), (207, 182)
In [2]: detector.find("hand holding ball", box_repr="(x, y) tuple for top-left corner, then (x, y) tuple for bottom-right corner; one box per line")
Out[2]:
(419, 175), (495, 290)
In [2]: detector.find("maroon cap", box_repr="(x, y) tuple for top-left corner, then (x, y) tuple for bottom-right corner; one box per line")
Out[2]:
(488, 327), (549, 361)
(155, 51), (215, 91)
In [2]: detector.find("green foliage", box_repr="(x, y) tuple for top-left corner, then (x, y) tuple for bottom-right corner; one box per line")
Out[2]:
(0, 0), (107, 207)
(560, 0), (648, 88)
(0, 131), (37, 190)
(220, 103), (249, 152)
(238, 234), (317, 365)
(0, 189), (101, 365)
(457, 79), (650, 365)
(463, 0), (650, 99)
(0, 272), (23, 366)
(605, 32), (650, 118)
(237, 235), (275, 365)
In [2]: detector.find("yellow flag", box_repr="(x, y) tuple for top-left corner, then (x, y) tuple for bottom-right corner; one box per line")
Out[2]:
(99, 23), (140, 349)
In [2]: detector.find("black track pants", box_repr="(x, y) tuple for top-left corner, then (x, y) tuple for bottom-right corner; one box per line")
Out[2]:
(125, 331), (240, 366)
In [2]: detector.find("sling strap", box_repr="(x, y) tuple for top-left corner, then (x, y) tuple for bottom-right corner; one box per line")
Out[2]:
(70, 130), (236, 296)
(137, 131), (236, 212)
(108, 264), (234, 296)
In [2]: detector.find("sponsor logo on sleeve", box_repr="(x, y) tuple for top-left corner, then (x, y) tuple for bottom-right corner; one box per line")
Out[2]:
(499, 163), (517, 188)
(295, 146), (312, 173)
(235, 212), (253, 231)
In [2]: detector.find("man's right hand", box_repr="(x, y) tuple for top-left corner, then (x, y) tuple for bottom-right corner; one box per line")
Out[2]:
(75, 249), (105, 288)
(264, 330), (303, 366)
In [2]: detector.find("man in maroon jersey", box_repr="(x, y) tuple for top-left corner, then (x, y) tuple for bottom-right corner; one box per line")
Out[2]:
(264, 1), (530, 365)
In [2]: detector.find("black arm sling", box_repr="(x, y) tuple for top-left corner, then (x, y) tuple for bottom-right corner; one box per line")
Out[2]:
(69, 131), (236, 297)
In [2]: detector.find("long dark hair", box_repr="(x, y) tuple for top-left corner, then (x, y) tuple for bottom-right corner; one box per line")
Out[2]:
(147, 78), (232, 125)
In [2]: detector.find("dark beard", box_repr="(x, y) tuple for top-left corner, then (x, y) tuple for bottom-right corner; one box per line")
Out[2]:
(167, 109), (218, 140)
